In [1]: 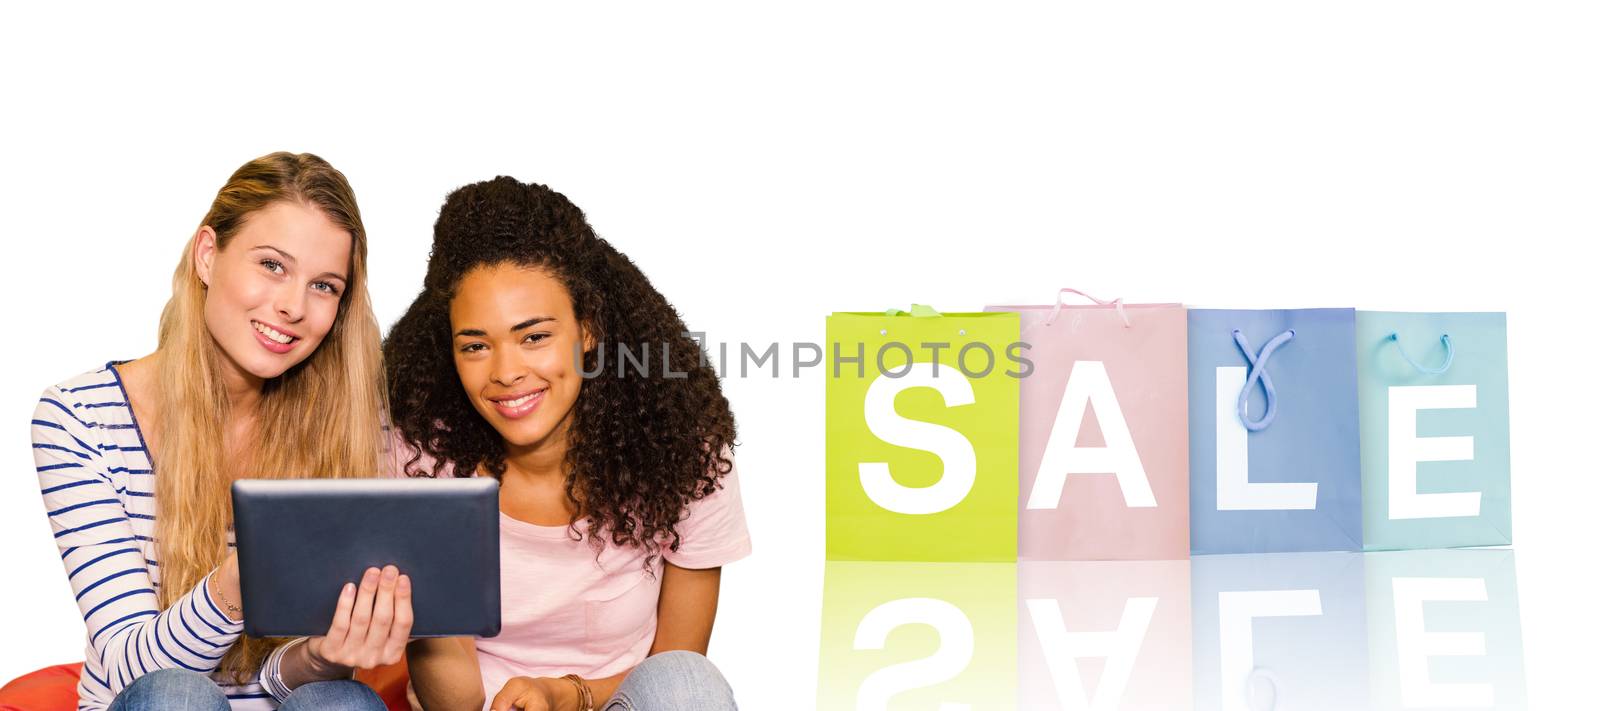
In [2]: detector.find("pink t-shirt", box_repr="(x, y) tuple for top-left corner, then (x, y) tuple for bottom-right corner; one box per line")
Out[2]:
(385, 438), (751, 703)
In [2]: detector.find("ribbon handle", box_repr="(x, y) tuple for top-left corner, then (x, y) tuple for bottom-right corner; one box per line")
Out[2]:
(1043, 288), (1131, 328)
(1234, 328), (1295, 432)
(1386, 332), (1454, 375)
(883, 303), (942, 318)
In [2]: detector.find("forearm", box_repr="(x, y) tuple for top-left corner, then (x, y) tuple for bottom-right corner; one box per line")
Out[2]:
(97, 573), (244, 691)
(506, 671), (627, 711)
(276, 638), (352, 690)
(88, 565), (245, 691)
(206, 554), (244, 623)
(408, 638), (485, 711)
(578, 671), (628, 709)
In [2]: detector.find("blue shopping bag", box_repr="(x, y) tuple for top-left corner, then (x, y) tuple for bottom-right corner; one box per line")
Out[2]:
(1357, 312), (1512, 551)
(1188, 308), (1363, 554)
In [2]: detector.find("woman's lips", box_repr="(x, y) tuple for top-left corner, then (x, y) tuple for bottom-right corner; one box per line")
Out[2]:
(489, 389), (546, 419)
(251, 320), (298, 354)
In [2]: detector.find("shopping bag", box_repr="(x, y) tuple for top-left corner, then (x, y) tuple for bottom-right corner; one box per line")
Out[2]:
(817, 561), (1016, 710)
(826, 305), (1021, 561)
(1357, 312), (1512, 550)
(1188, 308), (1363, 553)
(988, 288), (1189, 560)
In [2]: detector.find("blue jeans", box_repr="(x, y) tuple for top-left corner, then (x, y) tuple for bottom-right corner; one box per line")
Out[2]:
(603, 651), (737, 711)
(106, 668), (386, 711)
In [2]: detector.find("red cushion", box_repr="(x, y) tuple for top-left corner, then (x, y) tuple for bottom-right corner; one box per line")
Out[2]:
(0, 664), (81, 711)
(0, 662), (410, 711)
(357, 659), (412, 711)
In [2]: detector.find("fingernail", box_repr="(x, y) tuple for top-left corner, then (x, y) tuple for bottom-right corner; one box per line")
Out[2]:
(383, 566), (398, 581)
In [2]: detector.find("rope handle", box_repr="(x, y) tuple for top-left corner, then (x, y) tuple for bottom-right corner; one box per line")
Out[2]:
(1386, 332), (1454, 375)
(1234, 328), (1295, 432)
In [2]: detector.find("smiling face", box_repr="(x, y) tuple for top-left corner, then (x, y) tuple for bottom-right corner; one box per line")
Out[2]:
(450, 262), (593, 453)
(195, 201), (352, 385)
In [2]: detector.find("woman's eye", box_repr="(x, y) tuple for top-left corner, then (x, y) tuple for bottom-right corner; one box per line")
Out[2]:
(523, 333), (548, 345)
(260, 259), (285, 274)
(458, 343), (486, 354)
(312, 281), (341, 296)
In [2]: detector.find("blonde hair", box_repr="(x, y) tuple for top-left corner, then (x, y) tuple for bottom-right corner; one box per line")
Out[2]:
(154, 152), (387, 682)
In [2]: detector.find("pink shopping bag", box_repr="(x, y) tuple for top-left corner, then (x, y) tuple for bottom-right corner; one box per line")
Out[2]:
(988, 289), (1189, 560)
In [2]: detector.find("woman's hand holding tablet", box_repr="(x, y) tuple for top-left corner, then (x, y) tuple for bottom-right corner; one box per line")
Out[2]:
(306, 564), (415, 671)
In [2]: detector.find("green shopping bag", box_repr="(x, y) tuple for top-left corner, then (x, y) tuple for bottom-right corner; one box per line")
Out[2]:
(826, 305), (1021, 561)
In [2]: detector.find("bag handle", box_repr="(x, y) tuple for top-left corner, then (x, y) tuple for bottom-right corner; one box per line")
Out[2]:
(1386, 332), (1454, 375)
(878, 304), (949, 336)
(1043, 288), (1131, 328)
(883, 304), (942, 318)
(1233, 328), (1295, 432)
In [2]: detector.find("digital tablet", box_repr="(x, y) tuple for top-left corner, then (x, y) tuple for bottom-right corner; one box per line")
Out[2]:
(232, 477), (501, 638)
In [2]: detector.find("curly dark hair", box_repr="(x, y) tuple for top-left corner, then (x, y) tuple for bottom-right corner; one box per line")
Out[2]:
(383, 176), (737, 564)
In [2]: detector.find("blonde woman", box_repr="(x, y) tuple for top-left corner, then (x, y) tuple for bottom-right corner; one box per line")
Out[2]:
(31, 152), (411, 711)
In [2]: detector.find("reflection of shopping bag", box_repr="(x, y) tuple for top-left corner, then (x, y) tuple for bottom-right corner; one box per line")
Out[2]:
(1192, 552), (1370, 711)
(1018, 560), (1192, 710)
(826, 305), (1021, 561)
(988, 289), (1189, 560)
(817, 561), (1016, 710)
(1363, 549), (1527, 710)
(1357, 312), (1512, 551)
(1188, 308), (1363, 554)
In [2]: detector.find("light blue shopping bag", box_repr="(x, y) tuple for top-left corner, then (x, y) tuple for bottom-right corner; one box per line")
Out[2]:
(1357, 312), (1511, 551)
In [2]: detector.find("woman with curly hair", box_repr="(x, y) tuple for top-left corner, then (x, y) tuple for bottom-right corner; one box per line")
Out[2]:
(30, 152), (412, 711)
(386, 177), (749, 711)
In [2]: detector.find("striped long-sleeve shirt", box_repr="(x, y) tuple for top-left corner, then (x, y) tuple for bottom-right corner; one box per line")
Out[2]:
(32, 363), (276, 710)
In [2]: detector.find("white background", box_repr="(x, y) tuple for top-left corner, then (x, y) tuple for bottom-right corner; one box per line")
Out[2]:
(2, 2), (1596, 708)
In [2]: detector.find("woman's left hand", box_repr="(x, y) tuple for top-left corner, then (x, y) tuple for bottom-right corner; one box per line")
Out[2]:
(489, 676), (570, 711)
